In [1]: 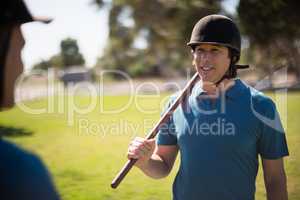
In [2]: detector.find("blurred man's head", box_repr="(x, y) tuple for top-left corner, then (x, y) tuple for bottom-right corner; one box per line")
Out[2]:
(0, 25), (25, 108)
(0, 0), (51, 109)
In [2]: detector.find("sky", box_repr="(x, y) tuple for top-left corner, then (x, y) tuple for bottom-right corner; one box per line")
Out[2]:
(21, 0), (238, 71)
(22, 0), (110, 70)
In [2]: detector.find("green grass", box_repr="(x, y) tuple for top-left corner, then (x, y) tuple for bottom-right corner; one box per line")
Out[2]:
(0, 92), (299, 200)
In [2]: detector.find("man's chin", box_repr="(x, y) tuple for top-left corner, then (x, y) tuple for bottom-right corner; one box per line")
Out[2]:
(199, 75), (216, 84)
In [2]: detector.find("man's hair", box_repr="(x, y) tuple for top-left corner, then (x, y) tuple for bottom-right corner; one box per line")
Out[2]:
(0, 25), (13, 107)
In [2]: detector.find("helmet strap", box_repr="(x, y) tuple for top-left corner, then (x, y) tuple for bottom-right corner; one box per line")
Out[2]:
(216, 53), (237, 85)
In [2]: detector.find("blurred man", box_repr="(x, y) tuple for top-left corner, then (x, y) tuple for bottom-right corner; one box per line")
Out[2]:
(0, 0), (60, 199)
(128, 15), (289, 200)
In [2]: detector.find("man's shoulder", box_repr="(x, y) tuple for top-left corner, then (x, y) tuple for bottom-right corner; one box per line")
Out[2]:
(0, 139), (60, 199)
(0, 139), (35, 162)
(170, 91), (180, 100)
(239, 80), (274, 104)
(243, 83), (277, 116)
(0, 139), (49, 182)
(164, 92), (180, 108)
(249, 85), (274, 104)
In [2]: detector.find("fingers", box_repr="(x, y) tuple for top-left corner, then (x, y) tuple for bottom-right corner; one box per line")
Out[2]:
(127, 137), (155, 160)
(130, 137), (152, 151)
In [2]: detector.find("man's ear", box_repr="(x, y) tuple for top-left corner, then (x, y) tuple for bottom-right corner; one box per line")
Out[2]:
(232, 55), (238, 63)
(228, 48), (239, 64)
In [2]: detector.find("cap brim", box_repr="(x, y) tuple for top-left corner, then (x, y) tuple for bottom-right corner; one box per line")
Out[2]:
(187, 41), (240, 52)
(32, 16), (53, 24)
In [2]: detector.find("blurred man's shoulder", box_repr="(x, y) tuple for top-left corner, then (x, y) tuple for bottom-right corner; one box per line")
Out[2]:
(0, 139), (33, 161)
(0, 139), (60, 200)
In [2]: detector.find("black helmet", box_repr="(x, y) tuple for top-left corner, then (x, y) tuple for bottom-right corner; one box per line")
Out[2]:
(187, 14), (241, 57)
(188, 14), (249, 79)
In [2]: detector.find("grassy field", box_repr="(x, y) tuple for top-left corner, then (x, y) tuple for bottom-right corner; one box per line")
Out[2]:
(0, 92), (299, 200)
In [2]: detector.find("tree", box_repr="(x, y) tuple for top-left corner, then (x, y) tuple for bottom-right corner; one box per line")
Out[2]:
(49, 54), (63, 68)
(32, 59), (51, 71)
(60, 38), (85, 68)
(31, 37), (85, 71)
(95, 0), (224, 77)
(237, 0), (300, 76)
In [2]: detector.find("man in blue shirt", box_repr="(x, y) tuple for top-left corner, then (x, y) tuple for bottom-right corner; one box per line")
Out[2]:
(0, 1), (60, 199)
(127, 15), (289, 200)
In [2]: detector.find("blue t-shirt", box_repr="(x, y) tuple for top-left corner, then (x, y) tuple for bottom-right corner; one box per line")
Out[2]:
(0, 139), (60, 200)
(157, 79), (289, 200)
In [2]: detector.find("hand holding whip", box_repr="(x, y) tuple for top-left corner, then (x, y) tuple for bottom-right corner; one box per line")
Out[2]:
(111, 73), (199, 189)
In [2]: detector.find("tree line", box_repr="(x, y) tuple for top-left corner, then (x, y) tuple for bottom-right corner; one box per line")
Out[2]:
(33, 0), (300, 79)
(94, 0), (300, 78)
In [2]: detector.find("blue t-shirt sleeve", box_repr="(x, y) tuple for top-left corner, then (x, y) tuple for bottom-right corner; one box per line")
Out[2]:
(257, 98), (289, 159)
(0, 140), (60, 200)
(156, 95), (178, 145)
(20, 154), (60, 200)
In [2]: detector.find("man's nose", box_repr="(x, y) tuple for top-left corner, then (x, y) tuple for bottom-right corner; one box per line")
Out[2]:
(200, 51), (212, 60)
(199, 51), (212, 65)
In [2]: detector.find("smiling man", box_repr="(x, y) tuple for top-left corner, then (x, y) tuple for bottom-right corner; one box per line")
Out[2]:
(127, 15), (289, 200)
